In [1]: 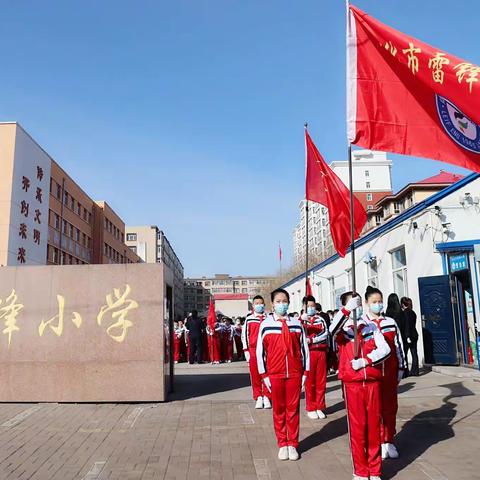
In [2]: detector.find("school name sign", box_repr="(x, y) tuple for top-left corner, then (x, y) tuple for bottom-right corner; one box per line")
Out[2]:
(0, 263), (169, 402)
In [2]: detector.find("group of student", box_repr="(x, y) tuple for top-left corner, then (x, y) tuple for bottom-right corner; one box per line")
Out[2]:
(246, 286), (414, 480)
(173, 313), (245, 364)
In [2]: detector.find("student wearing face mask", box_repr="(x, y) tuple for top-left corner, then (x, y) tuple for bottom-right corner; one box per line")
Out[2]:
(329, 291), (391, 480)
(301, 295), (329, 420)
(364, 286), (406, 460)
(242, 295), (271, 409)
(256, 288), (310, 462)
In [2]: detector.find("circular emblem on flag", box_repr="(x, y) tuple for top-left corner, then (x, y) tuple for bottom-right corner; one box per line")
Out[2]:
(436, 95), (480, 154)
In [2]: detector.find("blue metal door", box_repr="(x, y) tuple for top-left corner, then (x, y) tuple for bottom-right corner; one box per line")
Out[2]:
(418, 275), (458, 365)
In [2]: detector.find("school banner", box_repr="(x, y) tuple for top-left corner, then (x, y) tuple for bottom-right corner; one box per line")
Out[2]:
(347, 5), (480, 172)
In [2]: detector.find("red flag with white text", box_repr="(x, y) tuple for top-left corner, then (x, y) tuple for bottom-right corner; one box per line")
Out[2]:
(348, 5), (480, 172)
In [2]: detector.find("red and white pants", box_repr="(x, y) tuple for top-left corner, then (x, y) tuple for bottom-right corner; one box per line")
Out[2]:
(270, 376), (302, 448)
(344, 381), (382, 478)
(248, 348), (270, 400)
(380, 374), (398, 443)
(173, 337), (181, 362)
(305, 350), (327, 412)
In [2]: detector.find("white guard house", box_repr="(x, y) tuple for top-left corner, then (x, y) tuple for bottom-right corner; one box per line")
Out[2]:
(282, 173), (480, 370)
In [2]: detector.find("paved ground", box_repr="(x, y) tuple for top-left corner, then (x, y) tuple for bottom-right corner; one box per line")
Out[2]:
(0, 361), (479, 479)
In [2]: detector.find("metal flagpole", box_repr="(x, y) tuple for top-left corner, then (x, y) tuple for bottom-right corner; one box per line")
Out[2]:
(304, 123), (309, 298)
(345, 0), (359, 358)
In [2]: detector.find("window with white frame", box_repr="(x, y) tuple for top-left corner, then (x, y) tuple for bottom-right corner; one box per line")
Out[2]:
(367, 259), (379, 287)
(126, 233), (137, 241)
(391, 246), (408, 297)
(367, 193), (373, 201)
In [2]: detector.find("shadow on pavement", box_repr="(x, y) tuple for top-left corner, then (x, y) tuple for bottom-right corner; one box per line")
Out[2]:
(169, 373), (251, 401)
(299, 415), (348, 453)
(383, 381), (474, 480)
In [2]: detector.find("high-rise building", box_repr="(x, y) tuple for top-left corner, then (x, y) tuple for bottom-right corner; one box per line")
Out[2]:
(0, 122), (141, 266)
(125, 225), (184, 319)
(183, 274), (273, 315)
(293, 150), (392, 267)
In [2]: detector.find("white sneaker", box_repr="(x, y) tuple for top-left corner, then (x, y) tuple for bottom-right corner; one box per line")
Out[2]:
(278, 446), (289, 461)
(255, 397), (264, 409)
(263, 396), (272, 409)
(381, 443), (388, 459)
(386, 443), (399, 458)
(316, 410), (327, 419)
(352, 476), (368, 480)
(370, 476), (382, 480)
(307, 411), (319, 419)
(288, 446), (299, 461)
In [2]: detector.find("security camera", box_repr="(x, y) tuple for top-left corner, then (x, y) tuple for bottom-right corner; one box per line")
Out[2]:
(412, 221), (418, 229)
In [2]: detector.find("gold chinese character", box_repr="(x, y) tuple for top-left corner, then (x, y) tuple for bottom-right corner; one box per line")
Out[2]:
(384, 40), (397, 57)
(0, 290), (24, 348)
(402, 42), (422, 75)
(39, 295), (82, 337)
(428, 52), (450, 84)
(454, 62), (480, 93)
(97, 285), (138, 343)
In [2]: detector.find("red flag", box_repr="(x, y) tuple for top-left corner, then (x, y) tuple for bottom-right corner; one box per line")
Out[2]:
(278, 243), (282, 262)
(348, 5), (480, 172)
(305, 130), (367, 257)
(207, 298), (216, 330)
(306, 277), (313, 297)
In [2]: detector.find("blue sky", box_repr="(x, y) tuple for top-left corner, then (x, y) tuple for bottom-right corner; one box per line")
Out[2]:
(1, 0), (478, 277)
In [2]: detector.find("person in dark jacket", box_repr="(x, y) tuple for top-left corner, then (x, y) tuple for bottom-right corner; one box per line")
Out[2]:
(186, 310), (204, 364)
(386, 294), (406, 346)
(401, 297), (419, 376)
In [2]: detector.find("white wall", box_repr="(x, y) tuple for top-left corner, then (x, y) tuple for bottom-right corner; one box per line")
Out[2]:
(216, 299), (250, 318)
(7, 127), (51, 265)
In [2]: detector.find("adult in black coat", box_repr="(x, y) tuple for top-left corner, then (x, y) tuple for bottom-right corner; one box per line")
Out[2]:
(401, 297), (419, 376)
(186, 310), (205, 364)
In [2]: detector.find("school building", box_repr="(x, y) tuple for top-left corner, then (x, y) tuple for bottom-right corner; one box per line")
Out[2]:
(0, 122), (141, 267)
(282, 172), (480, 371)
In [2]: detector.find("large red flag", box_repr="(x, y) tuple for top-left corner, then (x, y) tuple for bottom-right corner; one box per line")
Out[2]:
(207, 298), (216, 330)
(305, 130), (367, 257)
(348, 5), (480, 172)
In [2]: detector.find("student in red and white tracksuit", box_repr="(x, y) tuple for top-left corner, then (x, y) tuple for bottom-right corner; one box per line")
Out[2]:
(173, 321), (181, 363)
(242, 296), (271, 408)
(256, 289), (309, 462)
(301, 295), (329, 419)
(364, 289), (406, 460)
(329, 291), (391, 480)
(206, 321), (221, 364)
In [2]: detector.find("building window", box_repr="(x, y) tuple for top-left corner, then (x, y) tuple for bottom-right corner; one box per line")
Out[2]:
(367, 193), (373, 201)
(391, 246), (408, 297)
(394, 202), (402, 213)
(365, 170), (370, 177)
(129, 246), (137, 253)
(366, 182), (371, 189)
(375, 214), (382, 226)
(63, 191), (69, 205)
(56, 183), (62, 199)
(126, 233), (137, 241)
(77, 203), (82, 215)
(54, 213), (60, 230)
(345, 268), (353, 291)
(367, 205), (373, 210)
(367, 259), (378, 287)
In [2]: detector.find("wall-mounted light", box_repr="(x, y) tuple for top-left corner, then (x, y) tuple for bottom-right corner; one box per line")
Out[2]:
(412, 221), (418, 230)
(363, 251), (377, 264)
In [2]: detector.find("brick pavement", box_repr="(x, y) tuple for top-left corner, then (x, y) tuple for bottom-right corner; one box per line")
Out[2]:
(0, 361), (479, 479)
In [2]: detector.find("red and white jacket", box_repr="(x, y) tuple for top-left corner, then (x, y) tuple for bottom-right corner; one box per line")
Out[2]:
(329, 307), (391, 383)
(256, 313), (310, 379)
(367, 314), (406, 378)
(301, 314), (329, 351)
(241, 313), (265, 352)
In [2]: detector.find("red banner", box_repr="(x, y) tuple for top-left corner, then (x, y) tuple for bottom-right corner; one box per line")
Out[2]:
(348, 5), (480, 172)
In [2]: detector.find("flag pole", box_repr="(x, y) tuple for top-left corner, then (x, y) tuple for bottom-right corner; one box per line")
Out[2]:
(346, 0), (359, 358)
(304, 123), (309, 299)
